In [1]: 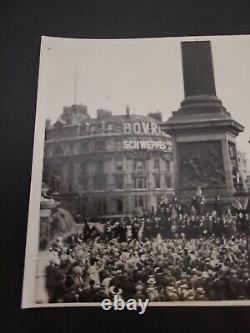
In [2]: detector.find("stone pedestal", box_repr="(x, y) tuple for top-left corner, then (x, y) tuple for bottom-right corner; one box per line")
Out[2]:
(162, 41), (245, 205)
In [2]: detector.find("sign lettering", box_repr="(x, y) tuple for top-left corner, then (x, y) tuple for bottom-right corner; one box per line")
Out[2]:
(123, 140), (171, 152)
(123, 121), (166, 136)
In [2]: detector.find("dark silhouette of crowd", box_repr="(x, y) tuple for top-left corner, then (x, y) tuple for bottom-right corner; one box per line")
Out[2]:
(82, 195), (249, 241)
(45, 195), (250, 303)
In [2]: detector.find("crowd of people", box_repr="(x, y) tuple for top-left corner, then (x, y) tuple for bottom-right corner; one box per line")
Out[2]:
(83, 195), (249, 241)
(44, 195), (250, 303)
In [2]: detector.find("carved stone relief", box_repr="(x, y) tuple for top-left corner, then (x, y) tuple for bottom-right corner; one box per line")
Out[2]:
(178, 141), (226, 189)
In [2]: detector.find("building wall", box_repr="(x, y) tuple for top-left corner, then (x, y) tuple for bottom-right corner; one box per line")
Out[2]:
(43, 108), (174, 218)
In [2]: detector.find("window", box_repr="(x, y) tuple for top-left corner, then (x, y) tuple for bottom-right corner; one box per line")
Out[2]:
(102, 199), (107, 214)
(94, 198), (107, 214)
(80, 142), (88, 153)
(134, 160), (144, 171)
(154, 174), (161, 189)
(156, 195), (162, 206)
(80, 162), (88, 174)
(134, 196), (147, 209)
(116, 159), (123, 171)
(104, 123), (113, 133)
(133, 177), (147, 189)
(51, 174), (61, 192)
(54, 146), (63, 156)
(115, 175), (124, 189)
(68, 179), (73, 192)
(165, 160), (170, 172)
(95, 140), (106, 151)
(68, 163), (74, 177)
(95, 161), (104, 173)
(79, 125), (86, 136)
(80, 122), (91, 135)
(94, 177), (106, 190)
(165, 175), (172, 188)
(42, 164), (50, 184)
(116, 199), (123, 214)
(90, 125), (97, 134)
(79, 176), (88, 191)
(69, 143), (74, 154)
(154, 159), (160, 170)
(96, 122), (104, 134)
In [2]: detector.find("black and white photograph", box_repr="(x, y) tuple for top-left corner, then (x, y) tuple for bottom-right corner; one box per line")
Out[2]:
(22, 35), (250, 308)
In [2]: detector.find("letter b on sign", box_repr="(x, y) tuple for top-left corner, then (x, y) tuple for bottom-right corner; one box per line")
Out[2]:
(123, 122), (132, 134)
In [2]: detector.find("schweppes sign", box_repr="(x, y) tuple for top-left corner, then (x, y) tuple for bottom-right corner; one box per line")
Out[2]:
(123, 140), (171, 151)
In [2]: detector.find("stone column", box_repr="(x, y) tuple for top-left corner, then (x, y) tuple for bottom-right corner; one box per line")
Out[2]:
(181, 41), (216, 97)
(162, 40), (245, 205)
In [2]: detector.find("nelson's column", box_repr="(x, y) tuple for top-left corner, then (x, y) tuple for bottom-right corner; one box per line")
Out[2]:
(162, 41), (246, 206)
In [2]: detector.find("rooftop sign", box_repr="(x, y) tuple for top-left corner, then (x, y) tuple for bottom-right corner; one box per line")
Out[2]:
(123, 121), (166, 137)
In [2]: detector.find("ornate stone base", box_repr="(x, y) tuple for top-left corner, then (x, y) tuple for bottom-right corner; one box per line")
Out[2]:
(162, 95), (245, 205)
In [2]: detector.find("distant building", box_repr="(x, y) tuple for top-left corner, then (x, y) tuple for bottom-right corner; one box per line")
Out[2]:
(43, 105), (174, 219)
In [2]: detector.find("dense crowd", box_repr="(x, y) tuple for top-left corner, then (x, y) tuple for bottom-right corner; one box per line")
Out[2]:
(45, 195), (250, 303)
(83, 196), (249, 241)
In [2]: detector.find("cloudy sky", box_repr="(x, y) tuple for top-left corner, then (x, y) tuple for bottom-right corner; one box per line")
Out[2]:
(38, 35), (250, 158)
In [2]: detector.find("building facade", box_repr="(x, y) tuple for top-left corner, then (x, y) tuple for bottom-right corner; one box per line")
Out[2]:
(43, 105), (174, 219)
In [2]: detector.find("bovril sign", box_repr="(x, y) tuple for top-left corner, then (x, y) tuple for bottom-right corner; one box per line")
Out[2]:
(122, 121), (171, 152)
(123, 121), (165, 136)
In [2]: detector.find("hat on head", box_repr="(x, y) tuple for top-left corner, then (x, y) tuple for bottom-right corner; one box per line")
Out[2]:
(69, 257), (76, 264)
(230, 269), (237, 275)
(186, 289), (195, 299)
(146, 285), (157, 292)
(115, 269), (122, 275)
(147, 275), (156, 285)
(155, 267), (164, 275)
(179, 284), (188, 290)
(72, 265), (83, 275)
(60, 254), (68, 262)
(196, 287), (205, 295)
(49, 253), (60, 265)
(201, 271), (209, 278)
(109, 286), (122, 295)
(135, 284), (144, 292)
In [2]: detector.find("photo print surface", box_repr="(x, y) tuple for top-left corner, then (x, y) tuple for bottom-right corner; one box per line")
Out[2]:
(22, 35), (250, 308)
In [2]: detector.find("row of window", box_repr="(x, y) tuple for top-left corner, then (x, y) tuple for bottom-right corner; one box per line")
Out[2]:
(46, 123), (122, 141)
(68, 174), (172, 192)
(48, 174), (154, 213)
(82, 196), (148, 215)
(67, 159), (170, 176)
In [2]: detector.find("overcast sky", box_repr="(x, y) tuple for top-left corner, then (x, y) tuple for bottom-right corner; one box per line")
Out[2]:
(39, 35), (250, 158)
